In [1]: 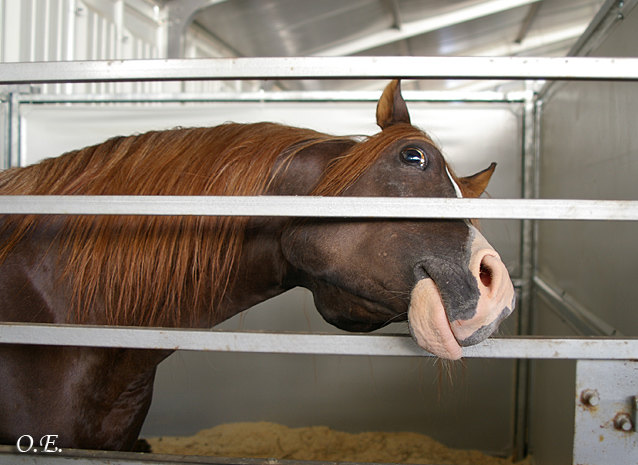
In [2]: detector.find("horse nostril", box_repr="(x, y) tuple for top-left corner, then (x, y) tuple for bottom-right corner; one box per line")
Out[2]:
(479, 259), (493, 288)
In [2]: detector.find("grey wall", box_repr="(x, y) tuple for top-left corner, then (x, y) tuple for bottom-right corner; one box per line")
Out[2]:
(19, 99), (524, 456)
(529, 8), (638, 464)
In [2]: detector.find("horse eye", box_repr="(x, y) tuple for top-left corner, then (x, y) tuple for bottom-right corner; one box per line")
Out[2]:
(400, 147), (427, 170)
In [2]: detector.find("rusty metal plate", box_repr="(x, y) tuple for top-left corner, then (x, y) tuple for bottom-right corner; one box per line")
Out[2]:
(574, 360), (638, 465)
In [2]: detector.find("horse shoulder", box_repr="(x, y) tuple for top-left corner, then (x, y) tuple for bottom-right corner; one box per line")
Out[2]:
(0, 217), (70, 324)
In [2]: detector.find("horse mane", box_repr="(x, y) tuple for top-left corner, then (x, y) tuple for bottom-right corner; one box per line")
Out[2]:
(0, 121), (432, 327)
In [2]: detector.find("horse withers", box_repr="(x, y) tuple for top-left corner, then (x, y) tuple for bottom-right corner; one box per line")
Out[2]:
(0, 80), (515, 450)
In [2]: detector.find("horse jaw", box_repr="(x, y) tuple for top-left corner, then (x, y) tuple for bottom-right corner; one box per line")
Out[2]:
(408, 228), (515, 360)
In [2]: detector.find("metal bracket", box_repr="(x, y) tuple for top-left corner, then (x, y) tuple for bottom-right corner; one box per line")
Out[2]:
(165, 0), (229, 58)
(574, 360), (638, 464)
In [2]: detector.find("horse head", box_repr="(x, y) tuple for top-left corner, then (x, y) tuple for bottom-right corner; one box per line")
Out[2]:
(281, 80), (515, 360)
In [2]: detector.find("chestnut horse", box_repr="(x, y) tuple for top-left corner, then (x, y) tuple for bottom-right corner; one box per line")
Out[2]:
(0, 81), (515, 451)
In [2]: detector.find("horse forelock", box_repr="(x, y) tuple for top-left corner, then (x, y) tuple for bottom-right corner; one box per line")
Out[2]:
(312, 123), (434, 196)
(0, 122), (349, 327)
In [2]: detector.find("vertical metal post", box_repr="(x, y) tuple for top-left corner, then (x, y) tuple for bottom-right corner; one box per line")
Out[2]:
(511, 92), (539, 460)
(0, 94), (7, 169)
(7, 91), (20, 168)
(63, 0), (78, 95)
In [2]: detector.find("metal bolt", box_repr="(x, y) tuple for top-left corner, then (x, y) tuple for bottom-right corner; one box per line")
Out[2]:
(618, 1), (625, 19)
(614, 413), (633, 432)
(581, 389), (600, 407)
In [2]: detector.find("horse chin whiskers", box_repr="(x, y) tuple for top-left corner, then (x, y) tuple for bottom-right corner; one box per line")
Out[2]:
(381, 288), (412, 306)
(434, 357), (467, 399)
(380, 311), (408, 326)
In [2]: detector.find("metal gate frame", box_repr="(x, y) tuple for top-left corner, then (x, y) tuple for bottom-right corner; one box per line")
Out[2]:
(1, 6), (638, 461)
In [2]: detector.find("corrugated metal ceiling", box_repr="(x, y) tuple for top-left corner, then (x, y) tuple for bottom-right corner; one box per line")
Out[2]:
(186, 0), (606, 91)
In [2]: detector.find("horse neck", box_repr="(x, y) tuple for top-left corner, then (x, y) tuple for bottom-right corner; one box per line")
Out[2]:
(212, 138), (357, 325)
(0, 131), (356, 331)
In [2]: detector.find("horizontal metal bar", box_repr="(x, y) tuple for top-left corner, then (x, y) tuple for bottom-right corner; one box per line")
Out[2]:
(1, 196), (637, 221)
(12, 89), (532, 104)
(2, 57), (638, 85)
(0, 323), (636, 359)
(2, 446), (383, 465)
(0, 449), (212, 465)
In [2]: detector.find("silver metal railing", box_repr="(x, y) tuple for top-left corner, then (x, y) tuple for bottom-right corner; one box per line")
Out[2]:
(0, 196), (637, 221)
(0, 323), (636, 360)
(1, 55), (637, 358)
(2, 56), (638, 84)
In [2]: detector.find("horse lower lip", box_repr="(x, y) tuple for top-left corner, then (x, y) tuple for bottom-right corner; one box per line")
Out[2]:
(407, 278), (463, 360)
(456, 306), (511, 346)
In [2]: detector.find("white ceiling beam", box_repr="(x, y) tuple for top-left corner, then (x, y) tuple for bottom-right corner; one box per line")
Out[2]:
(514, 0), (543, 43)
(314, 0), (543, 56)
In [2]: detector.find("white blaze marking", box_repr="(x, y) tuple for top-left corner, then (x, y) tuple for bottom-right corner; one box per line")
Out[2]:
(446, 165), (472, 227)
(445, 166), (464, 198)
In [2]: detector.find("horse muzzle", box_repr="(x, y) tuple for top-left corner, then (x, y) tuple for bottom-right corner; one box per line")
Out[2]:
(407, 227), (515, 360)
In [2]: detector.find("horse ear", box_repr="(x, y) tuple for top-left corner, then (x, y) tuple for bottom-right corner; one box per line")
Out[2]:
(458, 162), (497, 198)
(376, 80), (411, 129)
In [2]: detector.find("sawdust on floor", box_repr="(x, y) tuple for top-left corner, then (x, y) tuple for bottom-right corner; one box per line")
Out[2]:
(147, 421), (532, 465)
